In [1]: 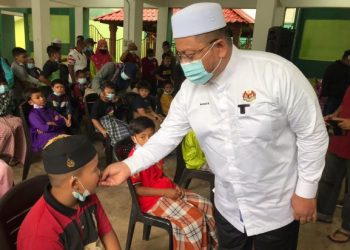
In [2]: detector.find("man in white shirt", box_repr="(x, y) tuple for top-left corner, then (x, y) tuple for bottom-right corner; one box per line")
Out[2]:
(100, 3), (329, 249)
(68, 39), (87, 83)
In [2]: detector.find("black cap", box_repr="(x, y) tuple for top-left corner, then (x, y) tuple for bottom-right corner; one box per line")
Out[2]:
(85, 38), (96, 44)
(123, 62), (137, 79)
(43, 135), (97, 174)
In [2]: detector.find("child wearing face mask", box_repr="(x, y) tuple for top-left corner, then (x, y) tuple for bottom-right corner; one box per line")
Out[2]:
(160, 81), (174, 116)
(90, 39), (113, 79)
(27, 88), (68, 152)
(26, 57), (42, 80)
(91, 83), (129, 146)
(128, 117), (218, 250)
(47, 79), (72, 126)
(11, 47), (40, 104)
(17, 134), (121, 250)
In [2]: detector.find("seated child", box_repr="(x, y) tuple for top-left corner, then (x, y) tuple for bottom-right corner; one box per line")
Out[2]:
(17, 135), (121, 250)
(91, 83), (129, 146)
(128, 117), (218, 249)
(27, 87), (68, 152)
(47, 79), (72, 123)
(160, 81), (174, 116)
(132, 81), (163, 128)
(26, 57), (42, 80)
(72, 70), (89, 119)
(155, 54), (173, 89)
(182, 130), (209, 171)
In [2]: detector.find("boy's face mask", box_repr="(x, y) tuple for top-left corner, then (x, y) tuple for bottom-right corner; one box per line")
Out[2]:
(72, 177), (91, 202)
(120, 71), (130, 81)
(27, 63), (35, 69)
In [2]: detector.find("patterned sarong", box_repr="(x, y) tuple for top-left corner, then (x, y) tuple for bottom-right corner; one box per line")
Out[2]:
(147, 191), (218, 250)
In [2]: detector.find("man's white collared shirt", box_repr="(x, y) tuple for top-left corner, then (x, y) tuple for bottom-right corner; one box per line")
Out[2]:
(124, 46), (328, 236)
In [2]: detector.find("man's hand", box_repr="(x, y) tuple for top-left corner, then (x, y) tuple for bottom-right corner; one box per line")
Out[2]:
(99, 162), (131, 186)
(100, 129), (108, 138)
(291, 193), (317, 224)
(332, 117), (350, 130)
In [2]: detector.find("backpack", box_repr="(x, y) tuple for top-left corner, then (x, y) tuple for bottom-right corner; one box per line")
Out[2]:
(0, 58), (14, 89)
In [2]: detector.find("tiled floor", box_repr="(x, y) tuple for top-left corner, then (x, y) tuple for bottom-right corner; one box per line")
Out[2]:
(11, 141), (349, 250)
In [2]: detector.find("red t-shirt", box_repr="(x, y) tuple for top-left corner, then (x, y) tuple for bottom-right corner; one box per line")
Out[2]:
(129, 147), (175, 212)
(328, 86), (350, 159)
(17, 185), (112, 250)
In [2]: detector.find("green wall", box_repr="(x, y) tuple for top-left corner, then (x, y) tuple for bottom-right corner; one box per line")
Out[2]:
(292, 8), (350, 78)
(0, 14), (16, 61)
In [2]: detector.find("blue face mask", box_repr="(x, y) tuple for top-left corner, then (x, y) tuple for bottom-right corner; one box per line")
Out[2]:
(0, 85), (9, 94)
(72, 178), (91, 202)
(106, 93), (115, 101)
(180, 42), (222, 85)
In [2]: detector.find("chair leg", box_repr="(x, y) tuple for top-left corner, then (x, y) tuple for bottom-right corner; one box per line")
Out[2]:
(125, 215), (136, 250)
(105, 143), (112, 165)
(22, 161), (31, 181)
(168, 228), (173, 250)
(209, 178), (215, 204)
(142, 224), (152, 241)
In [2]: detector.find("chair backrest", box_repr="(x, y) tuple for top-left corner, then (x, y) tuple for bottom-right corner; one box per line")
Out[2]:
(18, 101), (33, 147)
(112, 137), (134, 162)
(126, 178), (144, 215)
(173, 142), (186, 184)
(0, 175), (49, 250)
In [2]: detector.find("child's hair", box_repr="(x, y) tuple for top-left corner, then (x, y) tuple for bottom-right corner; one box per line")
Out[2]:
(128, 117), (155, 136)
(46, 45), (60, 57)
(101, 82), (115, 91)
(163, 81), (173, 87)
(51, 79), (64, 87)
(137, 80), (151, 90)
(146, 48), (154, 55)
(26, 87), (42, 100)
(12, 47), (27, 57)
(75, 69), (85, 77)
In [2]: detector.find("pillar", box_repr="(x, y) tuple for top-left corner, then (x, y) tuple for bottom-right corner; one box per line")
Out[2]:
(155, 7), (168, 62)
(252, 0), (285, 51)
(31, 0), (51, 68)
(75, 7), (83, 39)
(123, 0), (143, 55)
(109, 23), (118, 60)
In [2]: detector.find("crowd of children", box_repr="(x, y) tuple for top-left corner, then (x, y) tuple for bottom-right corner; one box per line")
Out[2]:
(0, 36), (219, 250)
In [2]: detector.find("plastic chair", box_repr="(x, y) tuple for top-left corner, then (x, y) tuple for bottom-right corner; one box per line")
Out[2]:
(83, 93), (113, 164)
(0, 175), (49, 250)
(112, 138), (173, 250)
(174, 143), (215, 203)
(19, 101), (42, 180)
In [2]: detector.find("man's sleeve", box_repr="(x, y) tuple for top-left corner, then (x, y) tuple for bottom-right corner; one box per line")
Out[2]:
(278, 61), (329, 199)
(124, 83), (191, 174)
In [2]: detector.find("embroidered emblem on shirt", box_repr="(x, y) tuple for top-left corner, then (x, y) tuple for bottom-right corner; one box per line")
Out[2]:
(200, 102), (210, 106)
(66, 158), (75, 168)
(242, 90), (256, 102)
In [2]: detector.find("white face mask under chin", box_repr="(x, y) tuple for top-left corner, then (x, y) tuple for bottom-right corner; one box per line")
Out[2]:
(33, 104), (44, 109)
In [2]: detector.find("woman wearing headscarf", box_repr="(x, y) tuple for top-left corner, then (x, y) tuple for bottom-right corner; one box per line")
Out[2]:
(90, 39), (113, 79)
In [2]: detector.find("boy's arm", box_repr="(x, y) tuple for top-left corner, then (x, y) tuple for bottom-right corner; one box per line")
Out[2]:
(101, 230), (121, 250)
(135, 185), (180, 199)
(29, 111), (52, 132)
(91, 119), (108, 138)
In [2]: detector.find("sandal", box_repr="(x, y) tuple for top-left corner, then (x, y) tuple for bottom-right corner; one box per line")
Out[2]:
(328, 229), (350, 243)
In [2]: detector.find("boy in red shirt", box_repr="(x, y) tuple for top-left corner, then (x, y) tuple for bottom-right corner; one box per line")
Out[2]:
(17, 135), (121, 250)
(128, 117), (218, 249)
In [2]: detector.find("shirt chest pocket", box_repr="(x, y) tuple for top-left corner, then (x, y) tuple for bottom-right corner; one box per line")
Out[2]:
(237, 102), (277, 142)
